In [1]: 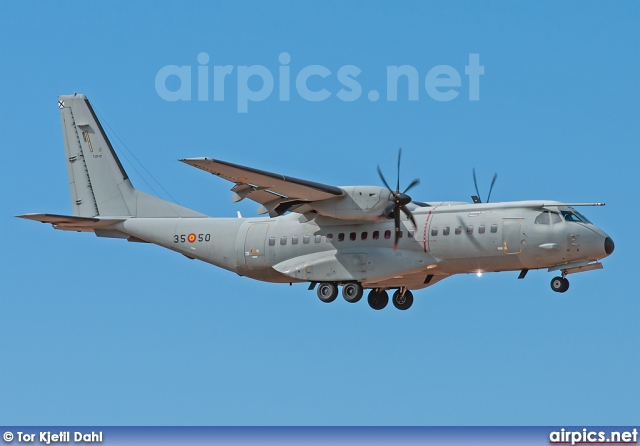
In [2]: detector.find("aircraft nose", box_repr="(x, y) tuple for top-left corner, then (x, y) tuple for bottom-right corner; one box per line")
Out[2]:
(604, 236), (615, 255)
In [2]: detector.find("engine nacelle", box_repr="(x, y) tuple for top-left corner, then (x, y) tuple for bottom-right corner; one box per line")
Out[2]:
(309, 186), (392, 221)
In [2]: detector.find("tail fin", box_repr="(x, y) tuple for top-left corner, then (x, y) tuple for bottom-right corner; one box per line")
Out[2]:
(58, 94), (203, 218)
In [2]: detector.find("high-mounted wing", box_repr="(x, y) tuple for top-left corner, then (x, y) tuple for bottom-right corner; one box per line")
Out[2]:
(180, 157), (344, 215)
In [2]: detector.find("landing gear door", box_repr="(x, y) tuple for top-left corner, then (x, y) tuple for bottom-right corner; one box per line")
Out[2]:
(244, 223), (269, 268)
(502, 219), (523, 254)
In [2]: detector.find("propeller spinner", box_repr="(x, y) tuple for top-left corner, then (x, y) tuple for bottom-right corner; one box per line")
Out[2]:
(377, 148), (420, 250)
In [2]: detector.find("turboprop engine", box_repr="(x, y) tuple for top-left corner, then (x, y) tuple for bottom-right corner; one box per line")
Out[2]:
(309, 186), (392, 221)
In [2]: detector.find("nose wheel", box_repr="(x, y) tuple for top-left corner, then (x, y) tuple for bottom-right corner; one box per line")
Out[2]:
(550, 276), (570, 293)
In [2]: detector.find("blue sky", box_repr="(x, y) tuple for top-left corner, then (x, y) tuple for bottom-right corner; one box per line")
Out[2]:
(1, 1), (638, 426)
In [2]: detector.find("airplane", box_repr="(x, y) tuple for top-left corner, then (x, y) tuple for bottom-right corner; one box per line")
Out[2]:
(18, 94), (615, 311)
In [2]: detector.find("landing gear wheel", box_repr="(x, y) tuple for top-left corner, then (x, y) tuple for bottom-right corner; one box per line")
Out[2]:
(342, 283), (363, 303)
(392, 289), (414, 310)
(317, 282), (338, 303)
(367, 289), (389, 310)
(550, 276), (569, 293)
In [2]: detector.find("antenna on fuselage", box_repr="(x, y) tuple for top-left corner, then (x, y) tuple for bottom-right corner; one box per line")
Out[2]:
(472, 168), (498, 204)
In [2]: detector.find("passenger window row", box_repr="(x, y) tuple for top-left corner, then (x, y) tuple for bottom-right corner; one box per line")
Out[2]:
(431, 224), (498, 236)
(268, 230), (415, 246)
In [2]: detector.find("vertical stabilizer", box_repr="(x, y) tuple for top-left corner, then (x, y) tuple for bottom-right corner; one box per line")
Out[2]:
(60, 94), (133, 217)
(58, 94), (204, 218)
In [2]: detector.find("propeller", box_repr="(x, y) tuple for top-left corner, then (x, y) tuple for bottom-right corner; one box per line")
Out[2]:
(377, 148), (420, 250)
(472, 168), (498, 204)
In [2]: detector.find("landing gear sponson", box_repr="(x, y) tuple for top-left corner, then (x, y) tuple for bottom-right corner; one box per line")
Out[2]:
(314, 282), (414, 310)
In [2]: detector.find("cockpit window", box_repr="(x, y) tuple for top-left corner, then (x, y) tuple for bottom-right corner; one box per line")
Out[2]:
(572, 210), (592, 224)
(535, 211), (550, 225)
(550, 212), (562, 224)
(562, 210), (590, 223)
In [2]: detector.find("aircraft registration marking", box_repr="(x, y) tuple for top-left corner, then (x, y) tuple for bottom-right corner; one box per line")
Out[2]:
(174, 233), (211, 243)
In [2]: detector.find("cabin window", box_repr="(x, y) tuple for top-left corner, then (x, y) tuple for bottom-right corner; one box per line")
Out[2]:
(408, 230), (414, 238)
(373, 231), (380, 240)
(384, 230), (391, 239)
(350, 232), (357, 241)
(398, 230), (403, 238)
(467, 225), (474, 234)
(479, 225), (486, 234)
(338, 233), (345, 242)
(303, 235), (310, 244)
(431, 227), (438, 236)
(326, 234), (333, 242)
(491, 224), (498, 233)
(292, 235), (299, 245)
(550, 212), (562, 224)
(443, 227), (450, 236)
(315, 235), (322, 243)
(268, 237), (276, 246)
(280, 236), (287, 245)
(361, 232), (368, 240)
(455, 226), (462, 235)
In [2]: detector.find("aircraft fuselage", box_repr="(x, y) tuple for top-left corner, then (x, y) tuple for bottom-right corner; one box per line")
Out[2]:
(116, 200), (613, 291)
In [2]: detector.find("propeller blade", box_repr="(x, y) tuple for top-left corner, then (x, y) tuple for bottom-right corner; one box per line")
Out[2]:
(400, 204), (417, 229)
(472, 168), (481, 203)
(377, 165), (393, 192)
(486, 173), (498, 203)
(396, 148), (402, 192)
(393, 208), (401, 250)
(384, 201), (396, 218)
(403, 178), (420, 194)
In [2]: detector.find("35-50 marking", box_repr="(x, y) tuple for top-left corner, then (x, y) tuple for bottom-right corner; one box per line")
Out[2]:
(174, 233), (211, 243)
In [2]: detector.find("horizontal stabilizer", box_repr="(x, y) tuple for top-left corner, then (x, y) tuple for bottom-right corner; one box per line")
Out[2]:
(17, 213), (125, 232)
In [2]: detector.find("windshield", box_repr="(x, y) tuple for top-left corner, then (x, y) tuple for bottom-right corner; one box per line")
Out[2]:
(572, 210), (592, 224)
(561, 210), (591, 224)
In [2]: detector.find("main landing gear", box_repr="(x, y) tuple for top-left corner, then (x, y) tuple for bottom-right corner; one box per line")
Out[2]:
(366, 287), (414, 310)
(367, 289), (389, 310)
(392, 288), (414, 310)
(314, 282), (413, 310)
(550, 276), (570, 293)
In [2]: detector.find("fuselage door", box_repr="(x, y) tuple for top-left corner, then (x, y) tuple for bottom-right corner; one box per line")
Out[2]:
(502, 219), (523, 254)
(244, 223), (269, 268)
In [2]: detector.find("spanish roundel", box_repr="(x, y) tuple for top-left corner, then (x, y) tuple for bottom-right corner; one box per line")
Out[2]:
(188, 233), (196, 243)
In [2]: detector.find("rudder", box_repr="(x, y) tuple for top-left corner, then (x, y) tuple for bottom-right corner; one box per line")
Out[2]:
(58, 94), (204, 218)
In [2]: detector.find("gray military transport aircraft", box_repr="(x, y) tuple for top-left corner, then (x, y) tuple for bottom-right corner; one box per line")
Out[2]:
(19, 94), (615, 310)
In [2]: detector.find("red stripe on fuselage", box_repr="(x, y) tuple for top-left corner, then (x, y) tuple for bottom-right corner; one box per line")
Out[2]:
(423, 206), (439, 252)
